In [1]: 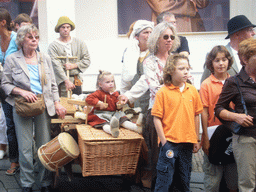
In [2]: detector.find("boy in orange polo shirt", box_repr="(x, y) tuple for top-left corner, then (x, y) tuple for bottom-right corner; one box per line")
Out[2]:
(152, 54), (203, 192)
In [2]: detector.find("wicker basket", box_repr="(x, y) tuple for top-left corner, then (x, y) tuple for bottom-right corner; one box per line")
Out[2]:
(76, 124), (143, 177)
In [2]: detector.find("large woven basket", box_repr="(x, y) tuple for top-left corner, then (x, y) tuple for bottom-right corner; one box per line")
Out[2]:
(76, 125), (143, 177)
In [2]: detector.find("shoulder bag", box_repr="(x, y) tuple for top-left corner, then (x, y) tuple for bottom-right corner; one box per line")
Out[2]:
(208, 76), (246, 165)
(222, 76), (247, 135)
(208, 124), (235, 165)
(15, 53), (46, 117)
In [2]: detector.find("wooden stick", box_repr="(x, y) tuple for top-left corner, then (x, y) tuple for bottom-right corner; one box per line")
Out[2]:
(104, 95), (107, 103)
(66, 56), (71, 99)
(56, 56), (78, 99)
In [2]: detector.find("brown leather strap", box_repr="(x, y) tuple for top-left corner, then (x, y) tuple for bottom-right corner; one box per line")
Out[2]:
(40, 53), (47, 89)
(74, 75), (82, 86)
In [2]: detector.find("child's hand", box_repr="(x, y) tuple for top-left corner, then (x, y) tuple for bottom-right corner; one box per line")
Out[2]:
(193, 143), (201, 153)
(116, 100), (125, 109)
(83, 105), (93, 114)
(96, 101), (108, 110)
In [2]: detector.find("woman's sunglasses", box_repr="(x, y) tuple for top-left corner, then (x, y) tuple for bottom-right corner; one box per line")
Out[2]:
(163, 35), (175, 40)
(27, 35), (40, 40)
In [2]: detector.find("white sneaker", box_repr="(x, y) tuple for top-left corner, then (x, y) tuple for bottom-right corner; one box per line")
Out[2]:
(110, 116), (119, 138)
(0, 150), (6, 159)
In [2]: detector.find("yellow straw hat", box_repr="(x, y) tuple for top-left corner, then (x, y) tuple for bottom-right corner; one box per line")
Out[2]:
(55, 16), (75, 33)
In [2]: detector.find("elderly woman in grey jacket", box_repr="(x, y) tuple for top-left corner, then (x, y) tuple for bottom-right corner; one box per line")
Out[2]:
(1, 24), (66, 192)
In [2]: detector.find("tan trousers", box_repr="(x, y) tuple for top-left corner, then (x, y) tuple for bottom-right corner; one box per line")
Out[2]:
(232, 134), (256, 192)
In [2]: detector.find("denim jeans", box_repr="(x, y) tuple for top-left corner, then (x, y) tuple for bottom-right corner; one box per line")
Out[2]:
(154, 141), (193, 192)
(2, 101), (18, 163)
(13, 108), (52, 188)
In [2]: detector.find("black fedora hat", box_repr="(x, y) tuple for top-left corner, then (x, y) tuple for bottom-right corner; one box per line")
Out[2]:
(225, 15), (256, 39)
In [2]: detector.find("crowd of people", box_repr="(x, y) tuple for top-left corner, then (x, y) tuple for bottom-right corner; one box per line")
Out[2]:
(0, 6), (256, 192)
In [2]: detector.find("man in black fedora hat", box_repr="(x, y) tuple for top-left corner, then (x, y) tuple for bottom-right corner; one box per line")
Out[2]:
(201, 15), (256, 82)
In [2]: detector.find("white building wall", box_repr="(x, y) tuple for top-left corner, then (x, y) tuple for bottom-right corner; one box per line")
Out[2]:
(38, 0), (256, 91)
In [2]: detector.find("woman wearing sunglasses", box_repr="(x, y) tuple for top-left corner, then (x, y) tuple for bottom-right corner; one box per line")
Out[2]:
(2, 24), (66, 192)
(141, 22), (180, 189)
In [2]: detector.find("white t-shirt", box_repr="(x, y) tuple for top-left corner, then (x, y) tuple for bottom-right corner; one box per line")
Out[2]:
(55, 38), (73, 57)
(230, 46), (241, 71)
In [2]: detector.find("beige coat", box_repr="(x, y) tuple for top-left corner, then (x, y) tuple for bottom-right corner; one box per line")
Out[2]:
(1, 50), (60, 116)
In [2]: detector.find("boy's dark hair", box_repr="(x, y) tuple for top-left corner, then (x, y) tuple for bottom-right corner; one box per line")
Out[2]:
(205, 45), (233, 74)
(163, 54), (190, 86)
(13, 13), (32, 26)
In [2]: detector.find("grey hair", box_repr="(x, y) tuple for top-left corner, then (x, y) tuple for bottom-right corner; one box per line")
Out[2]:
(147, 22), (180, 55)
(15, 24), (39, 49)
(156, 11), (175, 24)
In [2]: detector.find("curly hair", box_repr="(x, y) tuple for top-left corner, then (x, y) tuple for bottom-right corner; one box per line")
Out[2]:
(238, 37), (256, 66)
(147, 22), (180, 55)
(96, 70), (116, 90)
(16, 24), (39, 49)
(163, 54), (190, 86)
(205, 45), (233, 73)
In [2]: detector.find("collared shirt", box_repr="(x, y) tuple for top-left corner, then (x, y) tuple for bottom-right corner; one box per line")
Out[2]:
(215, 67), (256, 137)
(230, 46), (241, 71)
(55, 37), (73, 57)
(200, 74), (229, 127)
(152, 83), (203, 143)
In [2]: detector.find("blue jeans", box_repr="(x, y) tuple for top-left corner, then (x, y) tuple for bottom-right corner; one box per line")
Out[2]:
(2, 101), (18, 163)
(154, 141), (193, 192)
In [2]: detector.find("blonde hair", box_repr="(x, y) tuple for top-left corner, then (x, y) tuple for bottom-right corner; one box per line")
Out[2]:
(16, 24), (39, 49)
(147, 22), (180, 55)
(163, 54), (191, 85)
(127, 21), (136, 38)
(96, 70), (116, 90)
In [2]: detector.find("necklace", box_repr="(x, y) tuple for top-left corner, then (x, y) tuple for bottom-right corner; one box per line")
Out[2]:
(24, 53), (36, 59)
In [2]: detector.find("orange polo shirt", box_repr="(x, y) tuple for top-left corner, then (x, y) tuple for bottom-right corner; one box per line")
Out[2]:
(199, 74), (230, 127)
(151, 83), (203, 144)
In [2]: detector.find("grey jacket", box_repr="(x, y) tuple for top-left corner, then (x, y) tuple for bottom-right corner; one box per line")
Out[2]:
(200, 43), (239, 83)
(1, 50), (60, 116)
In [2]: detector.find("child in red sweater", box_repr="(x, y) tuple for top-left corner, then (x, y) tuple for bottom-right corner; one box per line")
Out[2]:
(86, 70), (142, 137)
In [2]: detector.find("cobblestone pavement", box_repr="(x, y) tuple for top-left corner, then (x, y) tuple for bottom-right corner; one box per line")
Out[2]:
(192, 148), (204, 173)
(0, 148), (205, 192)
